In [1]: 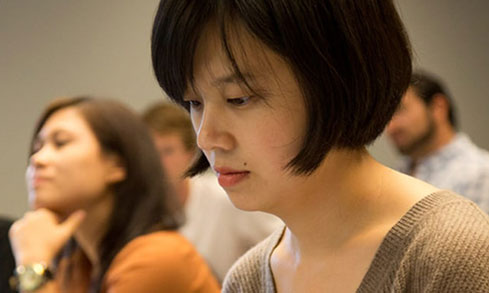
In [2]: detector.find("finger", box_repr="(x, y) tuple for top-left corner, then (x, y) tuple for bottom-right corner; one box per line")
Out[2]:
(59, 210), (86, 238)
(8, 220), (21, 239)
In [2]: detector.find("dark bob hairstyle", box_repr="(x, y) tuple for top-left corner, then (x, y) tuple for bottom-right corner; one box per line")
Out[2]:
(152, 0), (412, 175)
(30, 97), (182, 292)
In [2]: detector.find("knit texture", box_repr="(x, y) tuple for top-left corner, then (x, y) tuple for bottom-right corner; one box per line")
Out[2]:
(222, 191), (489, 292)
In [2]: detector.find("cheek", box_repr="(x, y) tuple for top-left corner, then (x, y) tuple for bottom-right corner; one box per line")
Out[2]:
(394, 111), (417, 131)
(180, 151), (195, 168)
(248, 119), (303, 168)
(160, 154), (172, 168)
(409, 112), (428, 132)
(164, 153), (181, 167)
(61, 158), (109, 196)
(160, 154), (186, 179)
(162, 157), (178, 176)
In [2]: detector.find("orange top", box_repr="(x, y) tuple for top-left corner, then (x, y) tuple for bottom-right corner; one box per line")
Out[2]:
(55, 231), (220, 293)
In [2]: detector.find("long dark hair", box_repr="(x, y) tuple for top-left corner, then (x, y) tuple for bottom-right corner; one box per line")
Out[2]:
(30, 96), (182, 292)
(151, 0), (412, 176)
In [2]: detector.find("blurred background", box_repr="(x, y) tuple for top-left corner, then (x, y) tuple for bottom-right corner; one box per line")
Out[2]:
(1, 0), (488, 218)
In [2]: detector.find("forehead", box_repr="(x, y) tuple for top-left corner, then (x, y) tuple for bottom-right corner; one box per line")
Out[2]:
(153, 131), (184, 144)
(402, 87), (425, 106)
(39, 107), (91, 137)
(190, 23), (293, 91)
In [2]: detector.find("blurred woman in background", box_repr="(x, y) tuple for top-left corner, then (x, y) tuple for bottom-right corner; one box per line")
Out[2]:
(9, 97), (219, 292)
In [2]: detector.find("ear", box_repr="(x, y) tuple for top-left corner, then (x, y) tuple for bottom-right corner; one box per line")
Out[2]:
(105, 154), (126, 184)
(429, 94), (450, 123)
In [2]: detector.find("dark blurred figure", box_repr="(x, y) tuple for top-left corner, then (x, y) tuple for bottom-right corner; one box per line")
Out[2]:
(1, 217), (16, 293)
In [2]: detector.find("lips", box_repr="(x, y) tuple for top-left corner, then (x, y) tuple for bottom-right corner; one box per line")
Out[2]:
(30, 175), (52, 188)
(214, 167), (250, 188)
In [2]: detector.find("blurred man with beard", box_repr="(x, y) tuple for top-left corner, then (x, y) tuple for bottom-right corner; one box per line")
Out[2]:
(386, 71), (489, 213)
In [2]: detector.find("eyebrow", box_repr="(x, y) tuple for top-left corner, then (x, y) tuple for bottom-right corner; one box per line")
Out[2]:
(36, 128), (72, 141)
(211, 72), (256, 87)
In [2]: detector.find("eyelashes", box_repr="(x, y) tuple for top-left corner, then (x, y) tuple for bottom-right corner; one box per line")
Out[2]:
(186, 100), (202, 110)
(184, 95), (255, 111)
(226, 96), (253, 106)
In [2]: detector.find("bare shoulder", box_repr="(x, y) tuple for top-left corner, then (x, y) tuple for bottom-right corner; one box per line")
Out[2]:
(381, 167), (439, 207)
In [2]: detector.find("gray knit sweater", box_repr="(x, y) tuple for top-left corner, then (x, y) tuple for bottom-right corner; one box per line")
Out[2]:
(222, 191), (489, 292)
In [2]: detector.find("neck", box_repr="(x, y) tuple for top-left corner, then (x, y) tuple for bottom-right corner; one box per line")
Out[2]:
(73, 193), (114, 269)
(273, 148), (420, 260)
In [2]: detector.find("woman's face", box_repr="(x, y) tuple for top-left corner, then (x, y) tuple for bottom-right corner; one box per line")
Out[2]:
(26, 107), (125, 214)
(185, 26), (308, 212)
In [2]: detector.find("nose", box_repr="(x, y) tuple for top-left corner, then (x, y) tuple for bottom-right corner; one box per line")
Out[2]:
(29, 144), (52, 169)
(195, 104), (235, 153)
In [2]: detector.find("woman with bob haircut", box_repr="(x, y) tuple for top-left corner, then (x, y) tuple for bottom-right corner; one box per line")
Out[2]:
(151, 0), (489, 292)
(9, 97), (220, 292)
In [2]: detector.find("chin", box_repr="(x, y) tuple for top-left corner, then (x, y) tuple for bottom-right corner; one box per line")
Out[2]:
(226, 191), (250, 210)
(226, 190), (268, 212)
(29, 196), (46, 210)
(30, 199), (64, 216)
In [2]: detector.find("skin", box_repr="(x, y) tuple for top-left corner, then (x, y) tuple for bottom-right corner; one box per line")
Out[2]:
(152, 132), (195, 204)
(386, 87), (455, 172)
(186, 25), (439, 292)
(9, 107), (125, 292)
(386, 87), (436, 156)
(186, 24), (307, 214)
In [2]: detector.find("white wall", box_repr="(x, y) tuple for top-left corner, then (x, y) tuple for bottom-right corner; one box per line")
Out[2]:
(1, 0), (488, 218)
(0, 0), (163, 218)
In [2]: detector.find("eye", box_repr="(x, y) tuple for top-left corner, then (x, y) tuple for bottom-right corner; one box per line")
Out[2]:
(227, 96), (252, 106)
(52, 132), (72, 149)
(160, 146), (175, 156)
(185, 100), (202, 110)
(53, 138), (70, 148)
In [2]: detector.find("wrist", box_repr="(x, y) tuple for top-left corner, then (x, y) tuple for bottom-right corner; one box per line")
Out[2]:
(10, 262), (54, 292)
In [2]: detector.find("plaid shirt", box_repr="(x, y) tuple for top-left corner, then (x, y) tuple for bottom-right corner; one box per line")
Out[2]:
(398, 133), (489, 213)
